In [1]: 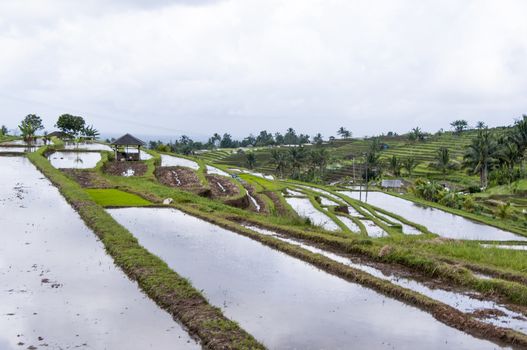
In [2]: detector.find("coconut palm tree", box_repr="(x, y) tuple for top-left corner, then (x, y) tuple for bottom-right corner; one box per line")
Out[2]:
(436, 147), (450, 175)
(403, 157), (418, 177)
(463, 128), (497, 188)
(246, 152), (256, 169)
(271, 149), (288, 178)
(288, 146), (306, 178)
(389, 155), (402, 176)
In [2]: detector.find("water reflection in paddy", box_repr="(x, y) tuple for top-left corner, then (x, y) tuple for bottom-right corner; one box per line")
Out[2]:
(109, 207), (507, 350)
(0, 157), (198, 350)
(48, 151), (101, 169)
(160, 154), (199, 169)
(340, 191), (525, 241)
(285, 197), (340, 231)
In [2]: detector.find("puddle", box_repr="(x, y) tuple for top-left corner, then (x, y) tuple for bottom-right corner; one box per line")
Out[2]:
(160, 155), (199, 169)
(48, 151), (101, 169)
(122, 168), (135, 177)
(360, 219), (388, 238)
(108, 207), (506, 349)
(481, 244), (527, 251)
(0, 157), (198, 350)
(64, 143), (113, 151)
(206, 165), (229, 177)
(285, 197), (340, 231)
(242, 225), (527, 335)
(340, 191), (526, 241)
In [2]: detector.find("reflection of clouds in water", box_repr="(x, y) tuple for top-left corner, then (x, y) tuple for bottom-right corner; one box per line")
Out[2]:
(0, 157), (198, 350)
(109, 207), (500, 350)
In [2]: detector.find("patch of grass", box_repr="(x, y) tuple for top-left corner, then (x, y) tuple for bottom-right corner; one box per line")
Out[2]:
(85, 188), (152, 207)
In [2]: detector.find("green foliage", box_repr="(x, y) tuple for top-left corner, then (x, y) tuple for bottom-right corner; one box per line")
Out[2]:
(83, 124), (99, 139)
(56, 114), (86, 137)
(403, 156), (418, 176)
(463, 128), (497, 187)
(85, 189), (152, 207)
(18, 114), (44, 143)
(337, 126), (352, 138)
(450, 120), (469, 134)
(389, 155), (402, 176)
(246, 152), (256, 169)
(436, 147), (450, 174)
(496, 202), (513, 219)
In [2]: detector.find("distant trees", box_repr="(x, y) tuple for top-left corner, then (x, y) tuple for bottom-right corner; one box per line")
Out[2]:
(337, 127), (352, 139)
(83, 125), (99, 140)
(0, 125), (8, 136)
(18, 114), (44, 143)
(450, 120), (469, 134)
(312, 133), (324, 146)
(408, 127), (425, 142)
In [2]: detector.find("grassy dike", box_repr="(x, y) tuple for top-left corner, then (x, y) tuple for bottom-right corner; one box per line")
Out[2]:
(28, 148), (265, 350)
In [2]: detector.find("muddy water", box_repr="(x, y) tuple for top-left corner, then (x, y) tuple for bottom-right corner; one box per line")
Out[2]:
(340, 191), (526, 241)
(108, 207), (505, 350)
(285, 197), (340, 231)
(160, 154), (199, 169)
(0, 157), (198, 350)
(64, 143), (113, 151)
(48, 151), (101, 169)
(243, 225), (527, 334)
(336, 215), (360, 233)
(206, 165), (229, 177)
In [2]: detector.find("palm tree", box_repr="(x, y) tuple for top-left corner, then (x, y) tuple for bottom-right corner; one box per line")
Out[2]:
(271, 149), (288, 178)
(83, 125), (100, 140)
(436, 147), (450, 175)
(496, 140), (520, 183)
(389, 155), (402, 176)
(288, 146), (306, 178)
(403, 157), (418, 177)
(337, 127), (351, 139)
(246, 152), (256, 169)
(408, 127), (424, 142)
(463, 128), (497, 188)
(309, 148), (330, 177)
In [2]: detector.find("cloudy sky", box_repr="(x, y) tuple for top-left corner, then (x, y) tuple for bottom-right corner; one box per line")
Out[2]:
(1, 0), (526, 140)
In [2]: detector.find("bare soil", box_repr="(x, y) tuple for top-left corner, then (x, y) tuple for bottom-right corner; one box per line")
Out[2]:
(62, 169), (112, 188)
(263, 191), (288, 215)
(244, 184), (268, 213)
(104, 161), (147, 177)
(155, 167), (209, 195)
(206, 174), (240, 198)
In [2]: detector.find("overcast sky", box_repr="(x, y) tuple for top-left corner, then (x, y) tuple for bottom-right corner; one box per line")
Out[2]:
(1, 0), (526, 140)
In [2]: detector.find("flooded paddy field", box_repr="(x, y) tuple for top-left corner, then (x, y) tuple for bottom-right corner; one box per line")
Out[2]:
(244, 225), (527, 335)
(109, 207), (507, 349)
(340, 191), (526, 241)
(0, 147), (34, 153)
(64, 143), (113, 151)
(48, 151), (101, 169)
(206, 165), (230, 177)
(285, 197), (340, 231)
(160, 154), (199, 169)
(0, 157), (198, 349)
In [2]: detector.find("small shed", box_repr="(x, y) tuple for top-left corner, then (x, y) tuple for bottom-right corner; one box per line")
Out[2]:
(381, 179), (404, 189)
(111, 133), (145, 161)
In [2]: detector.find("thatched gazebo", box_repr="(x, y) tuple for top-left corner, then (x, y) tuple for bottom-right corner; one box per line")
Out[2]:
(111, 133), (145, 161)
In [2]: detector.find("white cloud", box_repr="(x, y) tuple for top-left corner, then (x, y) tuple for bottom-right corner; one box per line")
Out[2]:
(1, 0), (526, 139)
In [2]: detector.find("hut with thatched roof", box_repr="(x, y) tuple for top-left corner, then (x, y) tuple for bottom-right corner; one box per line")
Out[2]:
(111, 133), (145, 161)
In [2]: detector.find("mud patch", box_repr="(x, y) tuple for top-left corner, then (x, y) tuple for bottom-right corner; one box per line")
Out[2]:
(62, 169), (112, 188)
(104, 161), (147, 177)
(244, 184), (268, 213)
(155, 166), (209, 195)
(206, 175), (240, 198)
(263, 191), (288, 215)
